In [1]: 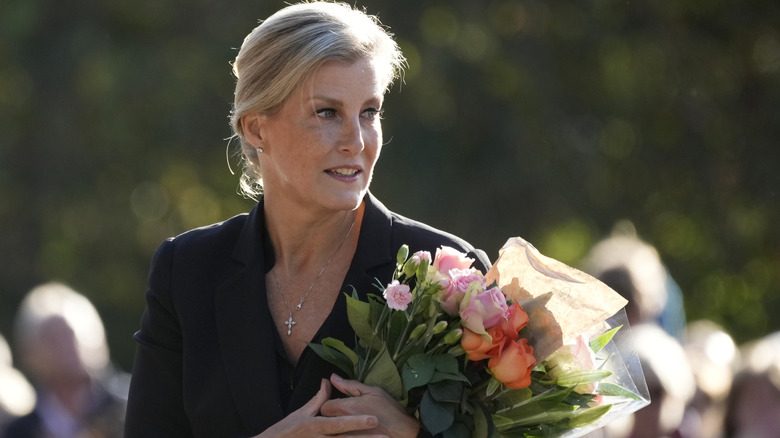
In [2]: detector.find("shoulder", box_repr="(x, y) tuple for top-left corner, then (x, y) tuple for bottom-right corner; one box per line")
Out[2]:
(392, 211), (490, 270)
(151, 206), (255, 267)
(144, 206), (259, 299)
(365, 194), (491, 271)
(388, 210), (472, 252)
(165, 212), (249, 252)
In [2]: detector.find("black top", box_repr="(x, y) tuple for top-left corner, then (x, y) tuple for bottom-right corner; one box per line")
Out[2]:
(124, 192), (490, 437)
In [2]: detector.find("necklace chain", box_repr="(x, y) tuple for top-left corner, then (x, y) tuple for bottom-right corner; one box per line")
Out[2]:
(272, 217), (356, 336)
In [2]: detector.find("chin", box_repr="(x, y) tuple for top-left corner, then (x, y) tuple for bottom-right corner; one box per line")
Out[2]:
(326, 188), (367, 212)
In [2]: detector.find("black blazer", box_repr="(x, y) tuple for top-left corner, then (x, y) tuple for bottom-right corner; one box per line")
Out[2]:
(124, 193), (490, 437)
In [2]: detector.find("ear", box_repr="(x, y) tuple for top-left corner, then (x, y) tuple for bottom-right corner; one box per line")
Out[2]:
(240, 114), (267, 151)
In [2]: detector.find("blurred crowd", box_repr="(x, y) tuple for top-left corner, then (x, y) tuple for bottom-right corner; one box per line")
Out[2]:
(580, 221), (780, 438)
(1, 225), (779, 437)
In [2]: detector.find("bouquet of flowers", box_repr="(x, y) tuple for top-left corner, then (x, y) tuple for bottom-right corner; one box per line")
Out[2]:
(310, 237), (650, 437)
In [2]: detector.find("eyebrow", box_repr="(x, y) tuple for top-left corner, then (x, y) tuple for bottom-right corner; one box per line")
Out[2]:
(310, 95), (383, 107)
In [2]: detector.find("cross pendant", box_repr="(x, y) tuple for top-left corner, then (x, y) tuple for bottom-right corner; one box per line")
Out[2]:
(284, 315), (296, 336)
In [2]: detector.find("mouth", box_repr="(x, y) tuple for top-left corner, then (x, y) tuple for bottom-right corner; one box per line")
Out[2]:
(326, 168), (360, 177)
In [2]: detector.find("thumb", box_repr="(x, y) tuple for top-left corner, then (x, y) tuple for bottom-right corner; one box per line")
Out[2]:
(295, 378), (332, 417)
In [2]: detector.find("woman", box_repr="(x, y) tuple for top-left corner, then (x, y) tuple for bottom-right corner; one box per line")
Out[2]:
(124, 2), (490, 437)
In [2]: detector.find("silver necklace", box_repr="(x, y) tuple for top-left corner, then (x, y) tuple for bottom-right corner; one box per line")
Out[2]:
(272, 217), (356, 336)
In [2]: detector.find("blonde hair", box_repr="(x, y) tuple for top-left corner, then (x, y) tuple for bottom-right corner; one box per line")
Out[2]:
(229, 1), (406, 199)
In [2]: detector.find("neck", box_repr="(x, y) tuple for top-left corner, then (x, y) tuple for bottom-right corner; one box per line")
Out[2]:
(264, 199), (362, 276)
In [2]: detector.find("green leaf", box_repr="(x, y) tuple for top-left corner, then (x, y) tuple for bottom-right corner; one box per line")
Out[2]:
(485, 377), (502, 397)
(472, 404), (490, 438)
(427, 380), (463, 403)
(364, 347), (404, 400)
(321, 338), (359, 366)
(494, 405), (579, 429)
(496, 387), (575, 422)
(402, 353), (437, 390)
(368, 294), (388, 324)
(597, 382), (645, 400)
(345, 291), (375, 344)
(386, 309), (408, 349)
(442, 421), (471, 438)
(565, 404), (612, 428)
(589, 325), (622, 353)
(429, 354), (469, 385)
(555, 369), (612, 388)
(307, 341), (356, 377)
(433, 354), (461, 374)
(420, 389), (456, 435)
(430, 370), (470, 384)
(494, 387), (532, 406)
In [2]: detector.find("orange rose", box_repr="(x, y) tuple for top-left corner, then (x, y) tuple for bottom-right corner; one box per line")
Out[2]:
(501, 301), (529, 338)
(488, 338), (536, 389)
(461, 325), (506, 361)
(461, 302), (532, 362)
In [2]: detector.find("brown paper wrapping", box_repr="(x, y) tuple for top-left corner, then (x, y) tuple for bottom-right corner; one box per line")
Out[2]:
(485, 237), (628, 362)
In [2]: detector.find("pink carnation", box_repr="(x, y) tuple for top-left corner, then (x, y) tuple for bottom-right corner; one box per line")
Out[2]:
(411, 250), (432, 265)
(383, 280), (412, 311)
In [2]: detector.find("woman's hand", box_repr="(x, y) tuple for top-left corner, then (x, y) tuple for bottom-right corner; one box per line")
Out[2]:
(320, 374), (420, 438)
(254, 379), (388, 438)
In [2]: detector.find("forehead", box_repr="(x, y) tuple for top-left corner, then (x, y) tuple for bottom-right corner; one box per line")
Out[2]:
(293, 58), (386, 102)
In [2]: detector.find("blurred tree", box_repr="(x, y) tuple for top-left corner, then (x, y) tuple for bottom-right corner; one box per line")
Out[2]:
(1, 0), (778, 372)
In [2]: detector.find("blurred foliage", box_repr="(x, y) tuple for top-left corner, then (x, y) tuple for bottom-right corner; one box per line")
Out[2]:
(1, 0), (778, 372)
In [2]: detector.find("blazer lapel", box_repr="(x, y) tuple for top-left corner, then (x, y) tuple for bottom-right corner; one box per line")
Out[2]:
(352, 192), (396, 276)
(214, 203), (285, 433)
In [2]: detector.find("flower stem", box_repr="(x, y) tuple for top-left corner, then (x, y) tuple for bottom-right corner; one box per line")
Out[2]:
(392, 286), (422, 361)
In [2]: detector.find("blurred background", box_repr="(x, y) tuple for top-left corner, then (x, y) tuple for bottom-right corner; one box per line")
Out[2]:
(1, 0), (778, 383)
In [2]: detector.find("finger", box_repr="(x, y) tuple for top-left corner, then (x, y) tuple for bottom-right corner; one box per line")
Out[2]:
(330, 373), (373, 398)
(294, 379), (332, 418)
(308, 414), (379, 435)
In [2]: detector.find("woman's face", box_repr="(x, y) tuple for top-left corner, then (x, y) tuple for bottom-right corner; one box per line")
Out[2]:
(257, 57), (385, 214)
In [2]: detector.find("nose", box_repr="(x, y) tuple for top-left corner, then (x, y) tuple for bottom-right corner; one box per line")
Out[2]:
(339, 117), (365, 155)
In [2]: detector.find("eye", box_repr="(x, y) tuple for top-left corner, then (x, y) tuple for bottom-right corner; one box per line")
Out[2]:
(315, 108), (337, 119)
(362, 107), (383, 120)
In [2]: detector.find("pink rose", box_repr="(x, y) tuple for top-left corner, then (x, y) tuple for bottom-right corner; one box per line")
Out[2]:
(439, 268), (485, 315)
(459, 287), (509, 334)
(383, 280), (412, 311)
(433, 246), (474, 275)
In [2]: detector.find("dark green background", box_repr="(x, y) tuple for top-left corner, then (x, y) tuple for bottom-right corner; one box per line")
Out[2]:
(1, 0), (778, 372)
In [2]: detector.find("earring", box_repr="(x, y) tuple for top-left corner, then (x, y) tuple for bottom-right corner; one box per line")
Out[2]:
(256, 147), (264, 154)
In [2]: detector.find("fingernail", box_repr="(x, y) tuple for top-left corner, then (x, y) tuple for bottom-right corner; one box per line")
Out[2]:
(331, 373), (343, 383)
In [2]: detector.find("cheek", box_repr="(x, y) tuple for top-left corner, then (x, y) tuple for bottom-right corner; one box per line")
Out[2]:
(367, 127), (383, 163)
